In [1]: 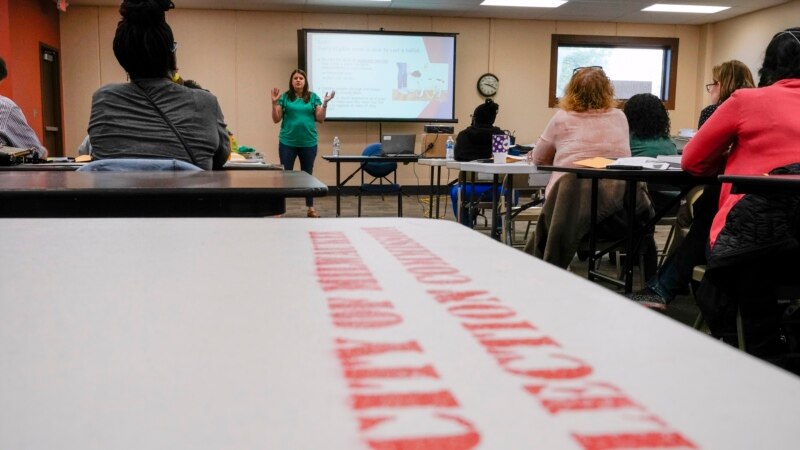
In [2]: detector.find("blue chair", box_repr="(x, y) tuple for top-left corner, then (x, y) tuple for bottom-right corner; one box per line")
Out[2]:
(358, 143), (403, 217)
(77, 158), (202, 172)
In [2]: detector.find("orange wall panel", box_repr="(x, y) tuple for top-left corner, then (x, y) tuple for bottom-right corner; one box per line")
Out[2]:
(5, 0), (61, 144)
(0, 0), (12, 97)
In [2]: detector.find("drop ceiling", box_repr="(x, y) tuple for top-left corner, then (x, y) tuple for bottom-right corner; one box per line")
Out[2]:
(68, 0), (789, 25)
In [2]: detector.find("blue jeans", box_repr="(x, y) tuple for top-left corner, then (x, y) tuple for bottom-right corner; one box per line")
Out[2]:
(647, 184), (720, 302)
(279, 142), (317, 207)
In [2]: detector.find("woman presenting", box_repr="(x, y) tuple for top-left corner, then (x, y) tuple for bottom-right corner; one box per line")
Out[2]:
(271, 69), (335, 217)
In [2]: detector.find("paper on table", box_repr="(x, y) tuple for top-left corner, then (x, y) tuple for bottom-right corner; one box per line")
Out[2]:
(505, 154), (526, 163)
(607, 156), (671, 170)
(656, 154), (682, 164)
(574, 157), (615, 168)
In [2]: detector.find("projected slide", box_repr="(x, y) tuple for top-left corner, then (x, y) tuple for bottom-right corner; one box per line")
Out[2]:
(302, 30), (456, 122)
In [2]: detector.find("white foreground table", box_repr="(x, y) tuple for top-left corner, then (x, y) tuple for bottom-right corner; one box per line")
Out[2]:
(1, 218), (799, 449)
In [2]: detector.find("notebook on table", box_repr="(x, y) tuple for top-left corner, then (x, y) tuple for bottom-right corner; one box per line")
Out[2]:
(381, 134), (417, 156)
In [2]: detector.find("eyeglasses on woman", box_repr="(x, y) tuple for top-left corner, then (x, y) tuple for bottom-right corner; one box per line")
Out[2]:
(573, 65), (603, 74)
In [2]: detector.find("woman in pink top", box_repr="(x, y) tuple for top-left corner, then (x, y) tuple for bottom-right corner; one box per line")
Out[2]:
(524, 67), (654, 273)
(529, 66), (631, 197)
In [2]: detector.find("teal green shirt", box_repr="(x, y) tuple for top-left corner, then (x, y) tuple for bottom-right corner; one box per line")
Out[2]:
(278, 92), (322, 147)
(630, 135), (677, 158)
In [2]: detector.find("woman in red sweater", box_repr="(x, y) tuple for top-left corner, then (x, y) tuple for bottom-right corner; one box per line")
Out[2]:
(682, 28), (800, 247)
(682, 28), (800, 365)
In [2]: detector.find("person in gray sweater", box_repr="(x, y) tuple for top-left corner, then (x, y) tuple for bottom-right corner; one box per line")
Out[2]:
(88, 0), (229, 170)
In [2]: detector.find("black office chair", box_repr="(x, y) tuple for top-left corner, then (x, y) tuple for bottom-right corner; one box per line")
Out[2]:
(357, 143), (403, 217)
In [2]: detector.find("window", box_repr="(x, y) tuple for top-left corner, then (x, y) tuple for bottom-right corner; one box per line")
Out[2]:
(549, 34), (679, 109)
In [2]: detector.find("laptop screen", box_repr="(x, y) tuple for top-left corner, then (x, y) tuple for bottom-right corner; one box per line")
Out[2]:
(381, 134), (417, 155)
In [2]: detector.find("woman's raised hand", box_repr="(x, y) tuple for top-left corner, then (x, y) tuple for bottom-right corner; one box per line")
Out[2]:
(271, 88), (281, 104)
(324, 91), (336, 103)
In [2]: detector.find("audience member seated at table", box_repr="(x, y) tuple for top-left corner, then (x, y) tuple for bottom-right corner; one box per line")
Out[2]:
(698, 59), (755, 129)
(629, 59), (755, 310)
(88, 0), (229, 170)
(79, 76), (215, 158)
(0, 57), (47, 158)
(524, 66), (654, 272)
(623, 92), (678, 220)
(623, 93), (677, 158)
(681, 28), (800, 364)
(449, 99), (506, 223)
(455, 99), (504, 161)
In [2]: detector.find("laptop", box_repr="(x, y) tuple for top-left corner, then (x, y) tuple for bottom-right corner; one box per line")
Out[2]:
(381, 134), (417, 156)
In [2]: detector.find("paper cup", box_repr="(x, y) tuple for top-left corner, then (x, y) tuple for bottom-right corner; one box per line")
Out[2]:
(493, 152), (508, 164)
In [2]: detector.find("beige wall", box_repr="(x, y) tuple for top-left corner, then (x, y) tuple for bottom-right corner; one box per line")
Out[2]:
(707, 0), (800, 85)
(65, 6), (785, 186)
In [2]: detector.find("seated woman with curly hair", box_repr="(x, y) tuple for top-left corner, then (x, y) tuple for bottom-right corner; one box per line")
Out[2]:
(623, 93), (677, 158)
(525, 67), (654, 273)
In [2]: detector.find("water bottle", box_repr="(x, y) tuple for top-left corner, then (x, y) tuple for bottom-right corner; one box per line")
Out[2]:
(332, 136), (341, 156)
(445, 135), (455, 160)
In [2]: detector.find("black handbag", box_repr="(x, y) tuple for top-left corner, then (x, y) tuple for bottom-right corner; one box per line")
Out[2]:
(0, 145), (33, 166)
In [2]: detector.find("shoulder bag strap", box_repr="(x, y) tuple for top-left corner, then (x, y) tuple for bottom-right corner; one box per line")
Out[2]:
(133, 81), (199, 167)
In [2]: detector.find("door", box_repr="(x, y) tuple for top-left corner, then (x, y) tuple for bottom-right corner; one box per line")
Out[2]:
(40, 45), (63, 156)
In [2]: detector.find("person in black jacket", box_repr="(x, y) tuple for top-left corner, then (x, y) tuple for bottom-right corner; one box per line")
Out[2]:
(449, 99), (505, 223)
(454, 99), (504, 161)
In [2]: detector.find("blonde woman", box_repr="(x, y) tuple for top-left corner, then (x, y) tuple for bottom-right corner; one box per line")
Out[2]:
(700, 60), (755, 128)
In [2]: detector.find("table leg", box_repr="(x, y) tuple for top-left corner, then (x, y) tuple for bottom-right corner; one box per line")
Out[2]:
(335, 162), (341, 217)
(588, 178), (599, 281)
(504, 174), (513, 245)
(435, 166), (442, 218)
(491, 174), (500, 240)
(428, 165), (435, 218)
(469, 172), (477, 226)
(457, 170), (466, 224)
(623, 181), (638, 294)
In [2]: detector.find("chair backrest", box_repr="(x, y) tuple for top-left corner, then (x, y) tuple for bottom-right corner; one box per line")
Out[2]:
(77, 158), (203, 172)
(362, 143), (397, 179)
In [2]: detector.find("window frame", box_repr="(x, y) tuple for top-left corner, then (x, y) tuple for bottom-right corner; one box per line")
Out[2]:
(548, 34), (679, 109)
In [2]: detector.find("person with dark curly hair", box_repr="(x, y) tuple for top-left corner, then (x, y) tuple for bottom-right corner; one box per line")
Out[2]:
(87, 0), (229, 170)
(623, 93), (676, 158)
(628, 60), (755, 310)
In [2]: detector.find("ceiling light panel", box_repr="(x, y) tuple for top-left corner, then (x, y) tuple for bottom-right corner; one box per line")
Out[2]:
(481, 0), (568, 8)
(642, 4), (730, 14)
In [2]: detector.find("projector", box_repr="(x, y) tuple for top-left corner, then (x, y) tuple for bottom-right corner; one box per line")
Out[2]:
(424, 125), (454, 134)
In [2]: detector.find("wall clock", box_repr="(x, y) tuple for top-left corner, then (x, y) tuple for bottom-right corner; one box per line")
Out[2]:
(477, 73), (499, 97)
